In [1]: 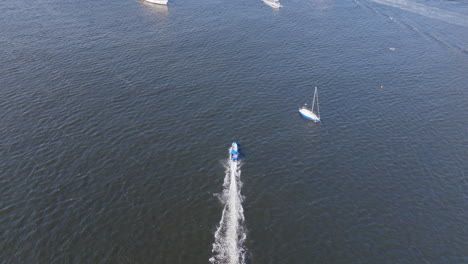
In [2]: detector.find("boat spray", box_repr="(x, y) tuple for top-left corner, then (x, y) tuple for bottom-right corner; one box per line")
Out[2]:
(210, 149), (247, 264)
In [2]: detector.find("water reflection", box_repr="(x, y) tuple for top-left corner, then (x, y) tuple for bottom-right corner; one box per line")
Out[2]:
(140, 0), (169, 16)
(313, 0), (332, 10)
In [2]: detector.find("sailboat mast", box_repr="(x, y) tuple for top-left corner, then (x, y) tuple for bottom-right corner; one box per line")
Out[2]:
(311, 86), (316, 111)
(316, 87), (320, 119)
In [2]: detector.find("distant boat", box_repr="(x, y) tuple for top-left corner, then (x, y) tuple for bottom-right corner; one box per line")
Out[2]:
(262, 0), (282, 9)
(145, 0), (168, 5)
(298, 87), (321, 122)
(230, 142), (239, 161)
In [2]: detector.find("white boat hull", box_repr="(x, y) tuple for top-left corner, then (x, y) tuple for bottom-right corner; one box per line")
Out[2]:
(299, 107), (320, 122)
(262, 0), (282, 9)
(145, 0), (168, 5)
(230, 142), (239, 161)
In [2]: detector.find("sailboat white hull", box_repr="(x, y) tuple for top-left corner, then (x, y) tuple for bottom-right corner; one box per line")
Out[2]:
(299, 107), (320, 122)
(145, 0), (168, 5)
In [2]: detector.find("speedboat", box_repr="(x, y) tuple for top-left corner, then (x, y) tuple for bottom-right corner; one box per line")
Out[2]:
(230, 142), (239, 161)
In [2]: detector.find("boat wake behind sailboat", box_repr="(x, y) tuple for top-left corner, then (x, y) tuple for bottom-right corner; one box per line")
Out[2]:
(299, 87), (321, 122)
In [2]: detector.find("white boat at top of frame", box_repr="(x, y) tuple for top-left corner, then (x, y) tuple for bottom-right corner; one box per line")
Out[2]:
(262, 0), (282, 9)
(145, 0), (168, 5)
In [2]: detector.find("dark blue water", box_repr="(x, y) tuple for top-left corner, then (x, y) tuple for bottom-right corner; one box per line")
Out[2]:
(1, 0), (467, 263)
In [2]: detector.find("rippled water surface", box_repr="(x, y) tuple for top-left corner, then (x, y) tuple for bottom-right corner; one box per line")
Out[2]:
(1, 0), (467, 263)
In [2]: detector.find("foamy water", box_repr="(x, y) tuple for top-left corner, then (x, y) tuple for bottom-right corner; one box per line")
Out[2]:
(1, 0), (466, 262)
(210, 159), (246, 264)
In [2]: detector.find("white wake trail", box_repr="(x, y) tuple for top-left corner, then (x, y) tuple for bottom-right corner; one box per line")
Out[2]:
(210, 160), (246, 264)
(368, 0), (468, 27)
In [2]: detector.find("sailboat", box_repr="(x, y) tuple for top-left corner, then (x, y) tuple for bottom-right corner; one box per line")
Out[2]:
(298, 87), (321, 122)
(145, 0), (168, 5)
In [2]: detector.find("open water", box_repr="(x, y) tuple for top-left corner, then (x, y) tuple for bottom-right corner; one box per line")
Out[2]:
(1, 0), (467, 263)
